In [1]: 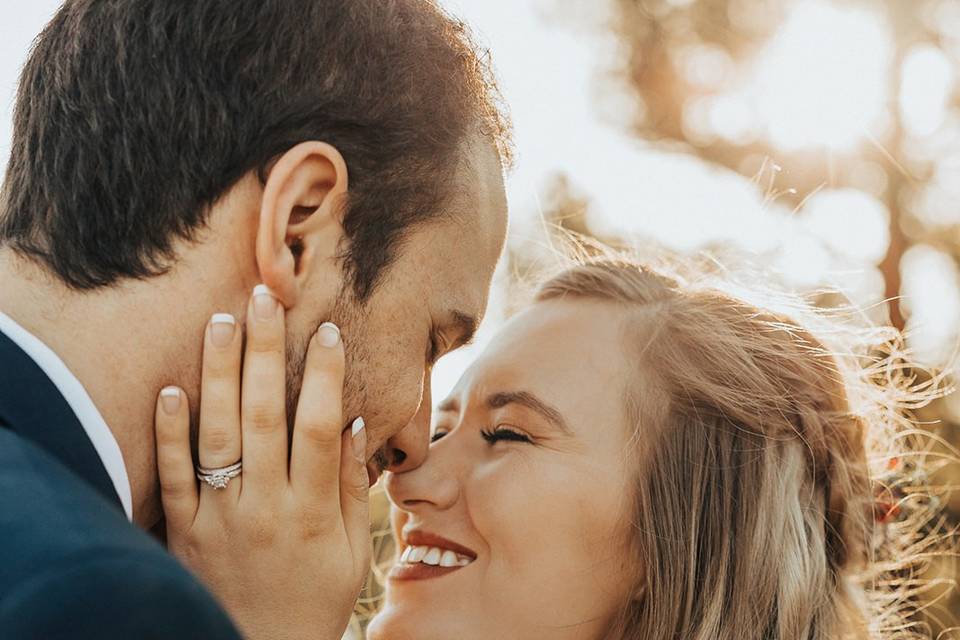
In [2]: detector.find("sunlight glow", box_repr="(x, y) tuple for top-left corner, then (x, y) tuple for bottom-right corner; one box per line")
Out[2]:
(914, 153), (960, 227)
(826, 266), (886, 311)
(582, 151), (782, 254)
(801, 189), (890, 263)
(899, 44), (953, 138)
(900, 244), (960, 367)
(682, 44), (733, 91)
(708, 93), (755, 143)
(749, 1), (892, 151)
(774, 232), (831, 288)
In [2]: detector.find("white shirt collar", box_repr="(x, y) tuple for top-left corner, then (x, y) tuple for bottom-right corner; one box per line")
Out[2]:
(0, 309), (134, 521)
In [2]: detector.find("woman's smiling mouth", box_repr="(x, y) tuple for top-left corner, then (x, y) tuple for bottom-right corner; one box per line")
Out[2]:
(389, 530), (477, 581)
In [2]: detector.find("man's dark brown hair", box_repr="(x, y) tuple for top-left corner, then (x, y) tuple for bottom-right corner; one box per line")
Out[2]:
(0, 0), (510, 299)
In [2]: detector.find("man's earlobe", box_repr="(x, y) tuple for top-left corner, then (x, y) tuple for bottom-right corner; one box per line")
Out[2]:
(255, 141), (349, 307)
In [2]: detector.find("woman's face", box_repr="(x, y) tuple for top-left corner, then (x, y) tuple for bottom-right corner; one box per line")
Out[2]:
(367, 299), (636, 640)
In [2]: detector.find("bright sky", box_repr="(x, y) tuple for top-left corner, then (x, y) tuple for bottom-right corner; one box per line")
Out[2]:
(0, 3), (61, 164)
(2, 1), (957, 401)
(0, 0), (679, 401)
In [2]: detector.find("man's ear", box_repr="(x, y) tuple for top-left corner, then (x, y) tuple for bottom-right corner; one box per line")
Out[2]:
(256, 141), (348, 307)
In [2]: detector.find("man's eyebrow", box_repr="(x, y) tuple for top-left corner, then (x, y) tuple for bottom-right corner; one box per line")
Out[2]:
(451, 310), (479, 347)
(486, 391), (573, 435)
(444, 310), (479, 350)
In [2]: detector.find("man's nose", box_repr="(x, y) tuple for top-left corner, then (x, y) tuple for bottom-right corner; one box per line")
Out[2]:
(385, 380), (432, 473)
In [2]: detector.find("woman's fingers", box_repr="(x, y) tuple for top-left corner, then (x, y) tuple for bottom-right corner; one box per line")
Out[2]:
(155, 386), (198, 531)
(289, 322), (346, 499)
(240, 285), (289, 496)
(157, 297), (372, 640)
(340, 418), (371, 564)
(197, 313), (243, 502)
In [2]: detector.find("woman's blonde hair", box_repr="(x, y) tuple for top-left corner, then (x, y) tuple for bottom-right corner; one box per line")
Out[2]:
(535, 256), (954, 640)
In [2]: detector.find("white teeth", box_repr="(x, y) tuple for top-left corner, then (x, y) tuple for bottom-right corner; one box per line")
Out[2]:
(422, 547), (442, 566)
(401, 544), (474, 568)
(409, 546), (427, 563)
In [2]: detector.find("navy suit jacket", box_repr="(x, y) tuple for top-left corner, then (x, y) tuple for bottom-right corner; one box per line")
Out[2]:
(0, 330), (242, 639)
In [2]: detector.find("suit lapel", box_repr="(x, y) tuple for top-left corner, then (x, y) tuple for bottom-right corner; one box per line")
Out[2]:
(0, 329), (124, 514)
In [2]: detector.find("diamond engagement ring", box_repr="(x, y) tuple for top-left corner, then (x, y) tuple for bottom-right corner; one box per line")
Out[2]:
(196, 460), (242, 490)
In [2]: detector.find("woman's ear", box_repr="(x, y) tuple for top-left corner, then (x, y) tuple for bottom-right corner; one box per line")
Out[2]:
(255, 141), (349, 307)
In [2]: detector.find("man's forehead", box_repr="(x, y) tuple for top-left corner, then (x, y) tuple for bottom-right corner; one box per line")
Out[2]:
(418, 137), (506, 334)
(429, 268), (485, 328)
(426, 217), (502, 313)
(449, 137), (507, 229)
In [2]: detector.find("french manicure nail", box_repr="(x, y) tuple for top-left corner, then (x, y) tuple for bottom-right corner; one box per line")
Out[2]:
(210, 313), (236, 348)
(160, 387), (181, 415)
(351, 417), (366, 462)
(317, 322), (341, 348)
(253, 284), (278, 320)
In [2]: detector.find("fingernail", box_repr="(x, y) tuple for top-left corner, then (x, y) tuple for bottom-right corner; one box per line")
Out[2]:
(253, 284), (278, 320)
(210, 313), (236, 348)
(351, 417), (366, 462)
(160, 387), (181, 415)
(317, 322), (341, 348)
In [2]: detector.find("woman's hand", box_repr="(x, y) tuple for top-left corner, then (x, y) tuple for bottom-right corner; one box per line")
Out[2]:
(154, 286), (371, 640)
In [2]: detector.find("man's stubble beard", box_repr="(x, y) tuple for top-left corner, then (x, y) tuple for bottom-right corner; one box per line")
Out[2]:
(284, 288), (391, 474)
(186, 288), (392, 475)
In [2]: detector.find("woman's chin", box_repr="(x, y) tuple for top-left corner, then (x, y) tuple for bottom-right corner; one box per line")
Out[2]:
(366, 606), (418, 640)
(367, 603), (460, 640)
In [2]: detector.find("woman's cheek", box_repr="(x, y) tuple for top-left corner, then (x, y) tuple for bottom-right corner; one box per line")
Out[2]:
(467, 454), (563, 565)
(390, 506), (409, 542)
(477, 453), (628, 568)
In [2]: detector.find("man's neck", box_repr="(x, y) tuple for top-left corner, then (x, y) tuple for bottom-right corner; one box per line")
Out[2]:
(0, 250), (217, 529)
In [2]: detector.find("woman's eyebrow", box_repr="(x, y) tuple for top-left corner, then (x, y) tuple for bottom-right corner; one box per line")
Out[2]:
(486, 391), (573, 435)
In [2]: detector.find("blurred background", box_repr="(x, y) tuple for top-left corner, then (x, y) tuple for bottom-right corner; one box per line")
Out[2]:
(425, 0), (960, 628)
(2, 0), (959, 633)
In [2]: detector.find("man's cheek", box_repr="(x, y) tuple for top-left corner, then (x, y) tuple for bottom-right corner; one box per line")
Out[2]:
(388, 363), (427, 428)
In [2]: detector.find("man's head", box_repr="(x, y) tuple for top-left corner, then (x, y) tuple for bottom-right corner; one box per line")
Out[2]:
(291, 138), (508, 481)
(0, 0), (510, 478)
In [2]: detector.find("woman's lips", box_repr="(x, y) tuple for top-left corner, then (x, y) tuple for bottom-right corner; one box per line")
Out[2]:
(388, 561), (466, 581)
(403, 530), (478, 559)
(389, 532), (477, 582)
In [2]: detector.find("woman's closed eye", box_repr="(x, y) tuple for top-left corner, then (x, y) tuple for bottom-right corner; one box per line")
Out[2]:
(480, 426), (532, 445)
(430, 426), (533, 445)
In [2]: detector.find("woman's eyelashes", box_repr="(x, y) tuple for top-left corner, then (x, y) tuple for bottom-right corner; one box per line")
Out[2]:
(480, 426), (532, 445)
(429, 426), (533, 445)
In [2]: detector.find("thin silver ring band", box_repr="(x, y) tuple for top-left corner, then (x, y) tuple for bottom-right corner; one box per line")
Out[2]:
(195, 460), (242, 490)
(196, 460), (242, 476)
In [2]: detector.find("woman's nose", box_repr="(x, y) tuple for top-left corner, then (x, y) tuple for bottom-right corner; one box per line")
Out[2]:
(384, 434), (460, 513)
